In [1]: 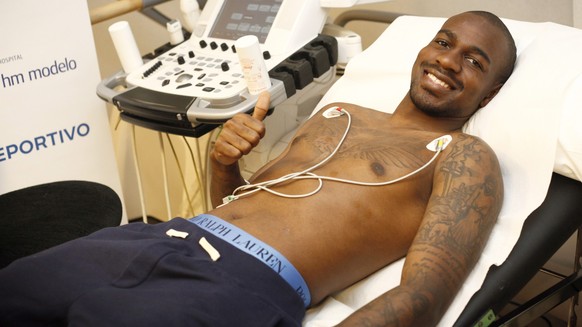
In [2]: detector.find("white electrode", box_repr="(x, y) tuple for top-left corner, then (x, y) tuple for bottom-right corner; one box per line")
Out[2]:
(235, 35), (271, 95)
(108, 21), (143, 74)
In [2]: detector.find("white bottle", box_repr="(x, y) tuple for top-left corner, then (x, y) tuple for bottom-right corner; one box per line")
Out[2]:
(235, 35), (271, 95)
(108, 21), (143, 74)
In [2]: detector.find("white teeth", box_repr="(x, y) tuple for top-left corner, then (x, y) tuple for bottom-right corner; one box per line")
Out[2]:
(427, 73), (451, 89)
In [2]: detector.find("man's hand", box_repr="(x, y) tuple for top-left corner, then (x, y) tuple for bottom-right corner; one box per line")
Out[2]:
(211, 92), (270, 166)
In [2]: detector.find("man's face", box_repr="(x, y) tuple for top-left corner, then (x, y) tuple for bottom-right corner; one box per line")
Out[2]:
(409, 13), (510, 119)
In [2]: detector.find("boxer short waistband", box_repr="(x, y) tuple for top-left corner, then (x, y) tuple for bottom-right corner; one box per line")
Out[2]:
(188, 214), (311, 307)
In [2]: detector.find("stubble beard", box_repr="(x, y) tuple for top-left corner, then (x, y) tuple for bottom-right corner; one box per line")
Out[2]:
(409, 80), (451, 118)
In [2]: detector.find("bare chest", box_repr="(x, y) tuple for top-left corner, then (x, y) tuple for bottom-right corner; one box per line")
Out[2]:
(275, 112), (443, 184)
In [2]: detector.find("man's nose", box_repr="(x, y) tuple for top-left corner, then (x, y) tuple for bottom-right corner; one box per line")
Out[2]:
(436, 50), (462, 73)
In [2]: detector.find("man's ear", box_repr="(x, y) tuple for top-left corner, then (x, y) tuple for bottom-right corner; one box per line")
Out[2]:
(479, 83), (504, 108)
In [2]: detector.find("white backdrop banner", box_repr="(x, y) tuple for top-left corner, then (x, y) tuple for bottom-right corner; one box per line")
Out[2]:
(0, 0), (126, 223)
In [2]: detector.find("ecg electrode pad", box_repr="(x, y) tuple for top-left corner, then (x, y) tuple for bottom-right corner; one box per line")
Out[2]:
(426, 135), (452, 152)
(322, 106), (345, 118)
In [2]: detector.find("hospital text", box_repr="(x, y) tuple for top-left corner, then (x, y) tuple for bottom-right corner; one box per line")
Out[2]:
(1, 57), (77, 89)
(0, 123), (90, 162)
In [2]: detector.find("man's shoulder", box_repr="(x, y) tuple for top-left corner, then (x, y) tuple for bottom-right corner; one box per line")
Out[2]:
(438, 132), (501, 174)
(449, 132), (496, 153)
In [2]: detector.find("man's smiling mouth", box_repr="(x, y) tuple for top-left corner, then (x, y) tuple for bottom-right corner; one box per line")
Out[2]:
(427, 72), (452, 89)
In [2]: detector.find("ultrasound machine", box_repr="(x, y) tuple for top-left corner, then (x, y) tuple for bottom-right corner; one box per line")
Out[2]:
(97, 0), (378, 137)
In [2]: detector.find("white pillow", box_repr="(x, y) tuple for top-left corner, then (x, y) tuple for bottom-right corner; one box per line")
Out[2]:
(555, 74), (582, 181)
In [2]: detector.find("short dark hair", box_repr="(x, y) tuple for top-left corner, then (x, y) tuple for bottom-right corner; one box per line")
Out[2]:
(467, 11), (517, 83)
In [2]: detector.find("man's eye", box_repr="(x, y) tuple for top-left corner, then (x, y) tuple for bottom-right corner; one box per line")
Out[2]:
(466, 57), (483, 70)
(435, 40), (449, 48)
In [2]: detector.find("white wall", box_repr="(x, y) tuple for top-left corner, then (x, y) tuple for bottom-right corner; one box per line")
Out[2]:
(327, 0), (579, 48)
(369, 0), (574, 23)
(575, 0), (582, 27)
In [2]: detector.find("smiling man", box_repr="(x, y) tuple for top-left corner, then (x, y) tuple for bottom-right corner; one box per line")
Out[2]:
(210, 11), (514, 326)
(0, 11), (515, 327)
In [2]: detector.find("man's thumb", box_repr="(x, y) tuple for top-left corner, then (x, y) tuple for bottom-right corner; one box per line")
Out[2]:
(252, 91), (270, 121)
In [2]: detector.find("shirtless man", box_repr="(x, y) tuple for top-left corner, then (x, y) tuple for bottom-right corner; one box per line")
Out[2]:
(209, 10), (514, 326)
(0, 11), (515, 327)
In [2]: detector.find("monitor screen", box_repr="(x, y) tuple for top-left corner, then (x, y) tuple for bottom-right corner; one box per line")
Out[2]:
(209, 0), (282, 43)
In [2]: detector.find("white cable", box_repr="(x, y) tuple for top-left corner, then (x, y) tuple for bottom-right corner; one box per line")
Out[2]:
(237, 108), (351, 190)
(205, 127), (221, 209)
(159, 132), (173, 220)
(224, 108), (448, 204)
(278, 150), (441, 187)
(194, 137), (208, 212)
(165, 134), (195, 215)
(131, 125), (148, 223)
(227, 108), (351, 202)
(183, 135), (208, 214)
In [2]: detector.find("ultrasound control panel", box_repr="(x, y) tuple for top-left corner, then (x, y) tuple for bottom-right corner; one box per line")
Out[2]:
(97, 0), (338, 137)
(128, 38), (251, 101)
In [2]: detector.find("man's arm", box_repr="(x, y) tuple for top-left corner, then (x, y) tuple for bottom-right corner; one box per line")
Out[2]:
(209, 92), (270, 207)
(338, 134), (503, 327)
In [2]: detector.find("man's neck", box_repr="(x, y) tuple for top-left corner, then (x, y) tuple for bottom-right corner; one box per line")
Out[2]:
(390, 94), (470, 133)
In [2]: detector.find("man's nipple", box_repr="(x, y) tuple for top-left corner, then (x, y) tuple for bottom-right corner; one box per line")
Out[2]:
(371, 162), (386, 176)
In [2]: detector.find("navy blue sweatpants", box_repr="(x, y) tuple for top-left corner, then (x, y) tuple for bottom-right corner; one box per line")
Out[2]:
(0, 218), (305, 326)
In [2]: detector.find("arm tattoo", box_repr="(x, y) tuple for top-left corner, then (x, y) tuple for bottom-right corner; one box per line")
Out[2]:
(339, 135), (502, 327)
(339, 287), (430, 327)
(408, 134), (502, 298)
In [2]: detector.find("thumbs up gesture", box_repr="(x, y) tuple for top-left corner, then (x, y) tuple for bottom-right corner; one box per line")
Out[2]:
(211, 92), (271, 166)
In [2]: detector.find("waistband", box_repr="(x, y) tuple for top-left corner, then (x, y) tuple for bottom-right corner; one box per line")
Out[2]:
(189, 214), (311, 307)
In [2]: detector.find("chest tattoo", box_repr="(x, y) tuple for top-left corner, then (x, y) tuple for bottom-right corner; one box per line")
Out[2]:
(299, 123), (427, 170)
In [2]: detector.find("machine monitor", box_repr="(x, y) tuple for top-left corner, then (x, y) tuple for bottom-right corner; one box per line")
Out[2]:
(208, 0), (282, 43)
